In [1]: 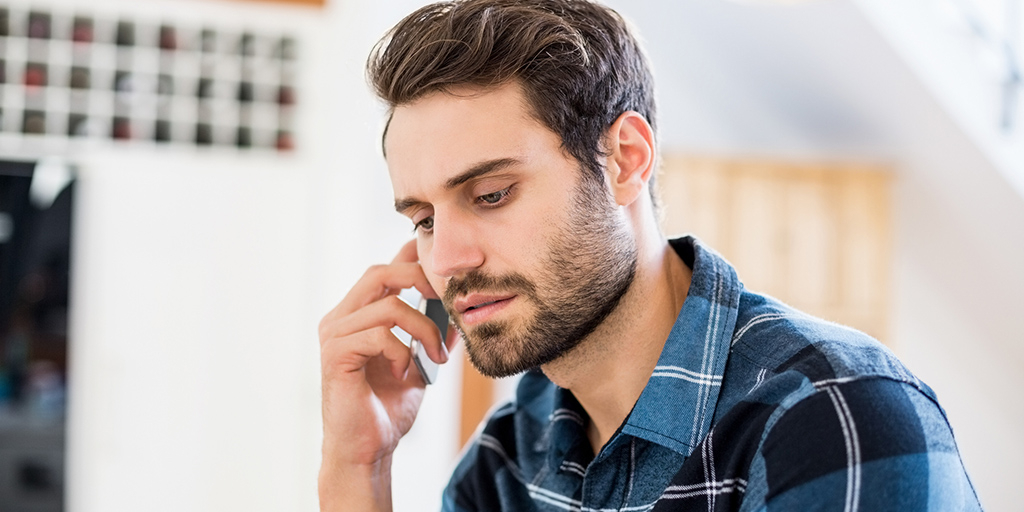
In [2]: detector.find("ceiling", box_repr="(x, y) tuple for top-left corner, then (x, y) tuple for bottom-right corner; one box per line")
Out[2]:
(605, 0), (938, 159)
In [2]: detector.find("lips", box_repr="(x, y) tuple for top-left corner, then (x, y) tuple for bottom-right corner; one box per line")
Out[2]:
(454, 293), (517, 325)
(455, 293), (516, 314)
(468, 300), (500, 310)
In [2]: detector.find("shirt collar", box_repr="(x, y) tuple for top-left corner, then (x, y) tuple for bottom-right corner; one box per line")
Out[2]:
(621, 236), (742, 457)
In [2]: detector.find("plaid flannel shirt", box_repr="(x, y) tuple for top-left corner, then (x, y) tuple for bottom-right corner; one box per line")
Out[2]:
(441, 236), (981, 511)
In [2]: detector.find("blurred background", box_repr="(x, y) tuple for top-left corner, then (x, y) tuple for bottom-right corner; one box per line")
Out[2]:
(0, 0), (1019, 510)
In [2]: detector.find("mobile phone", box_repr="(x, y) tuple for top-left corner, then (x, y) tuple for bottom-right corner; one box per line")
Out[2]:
(392, 289), (449, 385)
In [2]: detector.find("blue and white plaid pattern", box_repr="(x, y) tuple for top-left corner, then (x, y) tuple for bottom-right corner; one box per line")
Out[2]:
(441, 237), (981, 511)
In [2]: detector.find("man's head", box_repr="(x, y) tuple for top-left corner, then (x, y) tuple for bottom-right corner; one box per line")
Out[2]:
(371, 0), (659, 377)
(368, 0), (658, 193)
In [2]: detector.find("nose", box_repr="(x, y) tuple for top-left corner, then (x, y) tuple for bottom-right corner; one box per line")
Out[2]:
(425, 210), (485, 279)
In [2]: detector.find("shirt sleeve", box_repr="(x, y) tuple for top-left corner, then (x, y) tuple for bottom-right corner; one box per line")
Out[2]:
(752, 377), (982, 511)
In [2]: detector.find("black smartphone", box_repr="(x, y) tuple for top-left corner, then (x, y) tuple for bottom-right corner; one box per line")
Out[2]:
(393, 290), (449, 384)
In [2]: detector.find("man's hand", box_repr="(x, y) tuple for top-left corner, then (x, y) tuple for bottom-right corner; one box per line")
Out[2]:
(318, 240), (455, 511)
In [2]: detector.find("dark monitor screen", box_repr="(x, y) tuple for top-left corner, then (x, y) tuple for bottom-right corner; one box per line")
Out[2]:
(0, 160), (72, 511)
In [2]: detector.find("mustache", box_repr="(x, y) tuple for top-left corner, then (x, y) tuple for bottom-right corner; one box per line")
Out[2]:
(443, 270), (539, 306)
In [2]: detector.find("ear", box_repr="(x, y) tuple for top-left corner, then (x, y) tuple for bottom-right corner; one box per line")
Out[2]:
(604, 111), (655, 206)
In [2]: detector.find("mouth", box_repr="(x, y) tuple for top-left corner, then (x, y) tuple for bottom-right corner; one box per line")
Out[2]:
(455, 294), (517, 325)
(466, 299), (503, 311)
(454, 293), (514, 313)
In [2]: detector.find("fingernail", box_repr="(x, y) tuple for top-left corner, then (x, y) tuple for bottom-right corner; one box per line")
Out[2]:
(440, 341), (450, 363)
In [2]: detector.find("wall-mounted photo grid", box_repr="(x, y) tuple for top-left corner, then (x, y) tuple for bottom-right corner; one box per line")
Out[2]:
(0, 6), (296, 151)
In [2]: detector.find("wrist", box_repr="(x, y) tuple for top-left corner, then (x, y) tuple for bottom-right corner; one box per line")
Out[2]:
(319, 455), (393, 512)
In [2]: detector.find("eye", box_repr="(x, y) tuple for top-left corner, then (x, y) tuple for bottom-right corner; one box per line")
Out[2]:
(477, 186), (512, 206)
(413, 216), (434, 234)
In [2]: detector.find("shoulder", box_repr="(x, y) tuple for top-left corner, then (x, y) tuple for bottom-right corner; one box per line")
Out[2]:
(728, 290), (925, 393)
(719, 289), (948, 455)
(714, 290), (934, 433)
(711, 292), (980, 509)
(746, 377), (981, 510)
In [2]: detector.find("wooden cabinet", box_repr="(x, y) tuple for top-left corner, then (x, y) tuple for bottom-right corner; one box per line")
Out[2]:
(659, 156), (893, 343)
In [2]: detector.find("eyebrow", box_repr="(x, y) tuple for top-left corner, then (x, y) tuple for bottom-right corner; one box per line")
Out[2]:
(393, 157), (521, 214)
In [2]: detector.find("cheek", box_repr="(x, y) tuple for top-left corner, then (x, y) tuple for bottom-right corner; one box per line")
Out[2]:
(493, 223), (553, 276)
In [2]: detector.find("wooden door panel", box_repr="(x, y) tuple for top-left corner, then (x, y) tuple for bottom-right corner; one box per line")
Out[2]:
(659, 156), (892, 344)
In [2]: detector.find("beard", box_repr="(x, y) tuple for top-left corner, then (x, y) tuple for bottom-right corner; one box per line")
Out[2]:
(442, 173), (638, 378)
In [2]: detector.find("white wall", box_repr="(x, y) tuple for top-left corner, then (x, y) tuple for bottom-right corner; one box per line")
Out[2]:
(69, 151), (317, 512)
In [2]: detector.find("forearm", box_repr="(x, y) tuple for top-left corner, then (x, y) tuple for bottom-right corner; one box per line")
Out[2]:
(319, 454), (394, 512)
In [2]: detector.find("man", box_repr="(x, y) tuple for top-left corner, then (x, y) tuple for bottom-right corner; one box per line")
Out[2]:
(318, 0), (982, 510)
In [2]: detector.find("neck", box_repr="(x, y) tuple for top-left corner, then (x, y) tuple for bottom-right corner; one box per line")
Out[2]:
(541, 226), (691, 455)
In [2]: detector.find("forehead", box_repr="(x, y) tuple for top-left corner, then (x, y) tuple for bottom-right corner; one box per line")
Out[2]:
(384, 84), (556, 192)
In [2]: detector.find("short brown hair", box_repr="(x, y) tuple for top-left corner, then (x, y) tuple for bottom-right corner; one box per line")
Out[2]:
(367, 0), (658, 197)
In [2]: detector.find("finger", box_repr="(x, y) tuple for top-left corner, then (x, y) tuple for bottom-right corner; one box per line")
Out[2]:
(391, 238), (419, 264)
(321, 325), (414, 383)
(390, 239), (441, 299)
(330, 262), (436, 317)
(327, 295), (448, 363)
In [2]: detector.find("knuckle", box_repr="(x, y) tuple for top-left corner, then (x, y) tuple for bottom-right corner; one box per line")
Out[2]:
(317, 315), (332, 341)
(365, 264), (387, 279)
(319, 337), (339, 366)
(318, 312), (352, 343)
(371, 325), (395, 342)
(383, 294), (407, 309)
